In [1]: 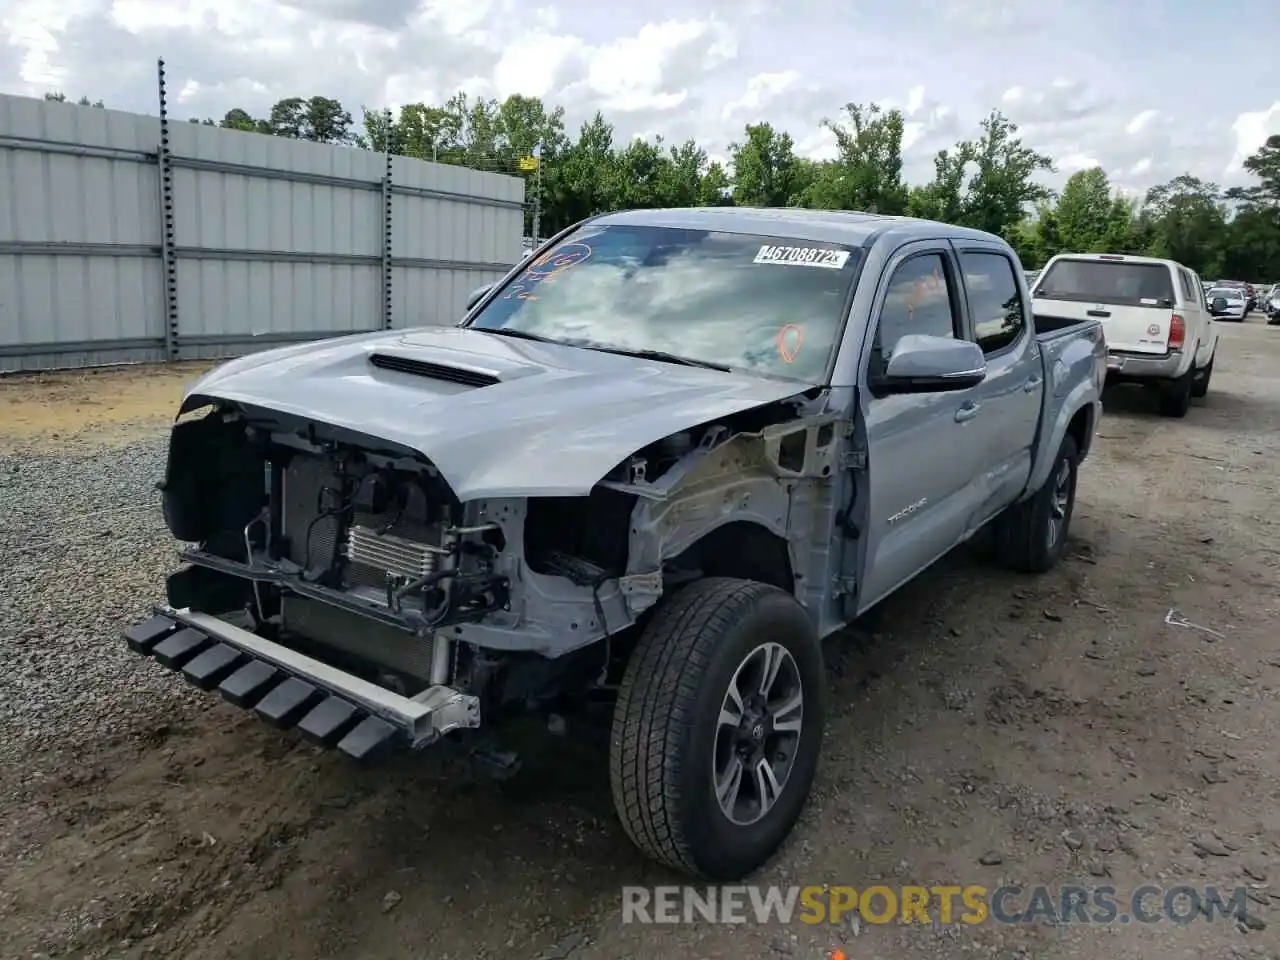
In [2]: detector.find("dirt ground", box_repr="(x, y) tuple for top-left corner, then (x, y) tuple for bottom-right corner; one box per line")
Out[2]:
(2, 323), (1278, 960)
(0, 361), (215, 454)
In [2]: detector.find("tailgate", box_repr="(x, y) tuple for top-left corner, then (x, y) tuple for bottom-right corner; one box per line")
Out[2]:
(1032, 298), (1174, 355)
(1032, 257), (1178, 355)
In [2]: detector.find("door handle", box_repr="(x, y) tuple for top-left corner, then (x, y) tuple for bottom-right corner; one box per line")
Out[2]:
(1024, 376), (1042, 392)
(954, 401), (981, 422)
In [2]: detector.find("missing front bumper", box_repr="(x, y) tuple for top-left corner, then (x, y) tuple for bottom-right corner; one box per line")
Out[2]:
(124, 606), (480, 759)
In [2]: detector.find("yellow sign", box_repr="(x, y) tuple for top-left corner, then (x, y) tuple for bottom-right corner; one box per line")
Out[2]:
(518, 156), (539, 171)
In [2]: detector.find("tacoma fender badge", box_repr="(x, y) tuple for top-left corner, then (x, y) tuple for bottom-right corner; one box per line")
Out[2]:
(887, 497), (927, 525)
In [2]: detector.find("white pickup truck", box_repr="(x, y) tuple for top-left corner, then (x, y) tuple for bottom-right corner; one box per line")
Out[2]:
(1031, 253), (1218, 417)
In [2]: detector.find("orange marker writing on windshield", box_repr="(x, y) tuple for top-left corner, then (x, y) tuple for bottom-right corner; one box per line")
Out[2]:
(778, 324), (804, 363)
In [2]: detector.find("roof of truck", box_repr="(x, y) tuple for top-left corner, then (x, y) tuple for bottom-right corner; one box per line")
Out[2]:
(591, 206), (1007, 249)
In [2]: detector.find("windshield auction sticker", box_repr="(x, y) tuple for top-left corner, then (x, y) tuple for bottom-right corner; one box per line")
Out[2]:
(754, 245), (850, 269)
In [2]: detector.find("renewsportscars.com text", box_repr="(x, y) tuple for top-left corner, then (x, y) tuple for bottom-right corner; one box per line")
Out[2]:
(621, 884), (1255, 926)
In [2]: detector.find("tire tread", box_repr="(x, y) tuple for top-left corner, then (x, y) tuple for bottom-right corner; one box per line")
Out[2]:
(609, 577), (778, 876)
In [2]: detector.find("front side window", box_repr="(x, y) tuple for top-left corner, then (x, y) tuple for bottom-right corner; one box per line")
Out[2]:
(467, 223), (863, 383)
(874, 253), (958, 356)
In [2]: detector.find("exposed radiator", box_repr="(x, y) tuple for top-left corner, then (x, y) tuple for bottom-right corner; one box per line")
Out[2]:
(281, 456), (341, 569)
(281, 597), (436, 682)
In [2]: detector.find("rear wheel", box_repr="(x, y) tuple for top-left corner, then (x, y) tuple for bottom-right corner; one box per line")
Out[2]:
(994, 434), (1079, 574)
(1191, 355), (1214, 399)
(609, 577), (824, 880)
(1158, 368), (1193, 418)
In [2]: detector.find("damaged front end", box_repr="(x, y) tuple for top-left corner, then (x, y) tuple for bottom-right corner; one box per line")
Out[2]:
(127, 401), (510, 761)
(125, 377), (845, 767)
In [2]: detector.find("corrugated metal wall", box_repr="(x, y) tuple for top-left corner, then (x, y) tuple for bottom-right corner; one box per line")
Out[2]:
(0, 90), (524, 373)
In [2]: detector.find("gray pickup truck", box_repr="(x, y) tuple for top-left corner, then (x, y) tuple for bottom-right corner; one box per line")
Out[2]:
(125, 207), (1105, 881)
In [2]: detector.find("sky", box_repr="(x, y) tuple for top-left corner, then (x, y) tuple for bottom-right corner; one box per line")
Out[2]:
(2, 0), (1279, 195)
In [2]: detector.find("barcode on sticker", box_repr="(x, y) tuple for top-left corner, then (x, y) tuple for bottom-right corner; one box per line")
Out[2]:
(754, 245), (850, 269)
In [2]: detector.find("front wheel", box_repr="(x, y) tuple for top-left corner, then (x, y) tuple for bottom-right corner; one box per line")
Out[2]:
(609, 577), (824, 880)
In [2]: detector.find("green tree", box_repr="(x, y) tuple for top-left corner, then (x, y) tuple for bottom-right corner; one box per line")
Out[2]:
(800, 102), (909, 214)
(698, 161), (733, 206)
(1227, 134), (1280, 208)
(728, 123), (800, 207)
(59, 81), (1274, 264)
(956, 110), (1054, 237)
(1048, 168), (1142, 255)
(44, 92), (104, 108)
(1052, 168), (1116, 252)
(907, 147), (971, 223)
(1139, 175), (1227, 275)
(219, 108), (269, 134)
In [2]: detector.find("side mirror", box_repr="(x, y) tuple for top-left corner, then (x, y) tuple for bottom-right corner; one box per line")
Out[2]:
(880, 334), (987, 393)
(464, 282), (495, 312)
(1209, 296), (1228, 316)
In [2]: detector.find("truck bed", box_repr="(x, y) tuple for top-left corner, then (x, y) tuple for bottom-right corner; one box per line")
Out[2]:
(1024, 313), (1106, 498)
(1033, 311), (1094, 337)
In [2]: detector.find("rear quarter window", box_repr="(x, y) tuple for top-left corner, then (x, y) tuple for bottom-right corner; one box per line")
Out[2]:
(1036, 259), (1176, 308)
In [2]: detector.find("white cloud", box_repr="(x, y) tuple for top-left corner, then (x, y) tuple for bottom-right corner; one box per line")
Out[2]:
(492, 32), (583, 100)
(1227, 102), (1280, 175)
(721, 70), (799, 120)
(1125, 110), (1158, 135)
(1058, 153), (1102, 174)
(0, 0), (1275, 196)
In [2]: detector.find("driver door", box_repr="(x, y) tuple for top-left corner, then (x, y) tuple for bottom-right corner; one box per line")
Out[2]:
(855, 243), (991, 611)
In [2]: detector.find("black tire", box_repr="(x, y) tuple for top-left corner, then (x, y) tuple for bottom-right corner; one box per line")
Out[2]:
(993, 433), (1079, 574)
(609, 577), (824, 880)
(1158, 368), (1193, 418)
(1191, 355), (1213, 399)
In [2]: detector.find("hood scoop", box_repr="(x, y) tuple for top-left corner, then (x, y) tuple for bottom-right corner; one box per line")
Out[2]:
(369, 353), (500, 388)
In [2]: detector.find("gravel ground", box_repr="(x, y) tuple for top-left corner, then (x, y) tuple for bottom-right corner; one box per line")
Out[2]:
(1, 327), (1278, 960)
(0, 441), (194, 752)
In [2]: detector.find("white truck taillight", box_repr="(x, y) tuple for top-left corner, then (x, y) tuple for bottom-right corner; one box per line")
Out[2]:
(1168, 314), (1186, 352)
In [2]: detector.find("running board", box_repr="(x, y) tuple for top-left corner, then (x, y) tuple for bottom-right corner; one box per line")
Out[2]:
(123, 606), (480, 759)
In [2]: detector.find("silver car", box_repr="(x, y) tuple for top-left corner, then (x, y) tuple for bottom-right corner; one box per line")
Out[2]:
(1206, 286), (1248, 321)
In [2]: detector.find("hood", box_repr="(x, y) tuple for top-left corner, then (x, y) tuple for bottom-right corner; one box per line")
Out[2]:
(182, 326), (813, 501)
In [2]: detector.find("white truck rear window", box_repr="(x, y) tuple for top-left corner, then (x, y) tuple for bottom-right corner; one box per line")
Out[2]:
(1037, 259), (1175, 308)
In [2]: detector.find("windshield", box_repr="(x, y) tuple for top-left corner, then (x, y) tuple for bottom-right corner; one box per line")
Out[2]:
(1036, 258), (1175, 307)
(1208, 288), (1240, 299)
(466, 223), (863, 383)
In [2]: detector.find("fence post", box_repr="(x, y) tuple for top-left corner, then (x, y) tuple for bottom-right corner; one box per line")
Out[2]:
(381, 110), (393, 330)
(156, 58), (180, 360)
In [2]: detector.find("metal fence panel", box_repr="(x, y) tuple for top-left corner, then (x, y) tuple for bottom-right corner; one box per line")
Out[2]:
(0, 76), (524, 374)
(390, 157), (523, 328)
(0, 96), (168, 371)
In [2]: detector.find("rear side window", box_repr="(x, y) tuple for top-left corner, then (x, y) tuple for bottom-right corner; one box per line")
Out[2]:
(960, 252), (1025, 354)
(1037, 259), (1176, 308)
(1178, 270), (1196, 303)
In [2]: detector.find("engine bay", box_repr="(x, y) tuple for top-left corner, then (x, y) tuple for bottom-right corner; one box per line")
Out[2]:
(160, 406), (512, 643)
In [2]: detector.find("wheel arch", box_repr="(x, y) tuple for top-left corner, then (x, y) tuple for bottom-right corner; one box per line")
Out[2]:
(663, 519), (795, 593)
